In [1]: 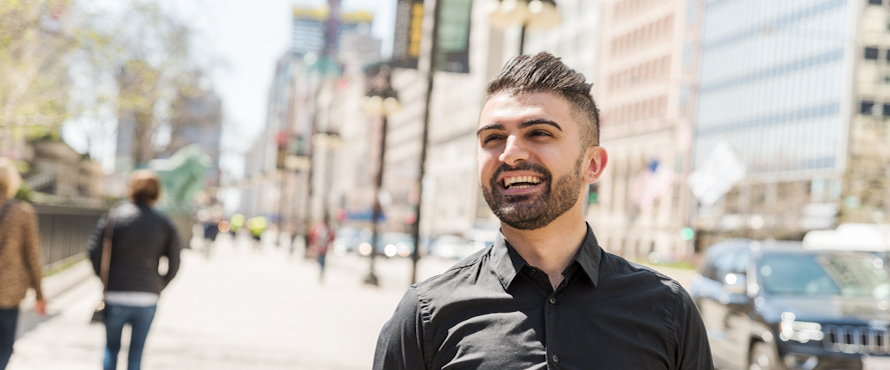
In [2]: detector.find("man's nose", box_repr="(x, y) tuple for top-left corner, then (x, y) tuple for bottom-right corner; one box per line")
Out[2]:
(498, 136), (529, 165)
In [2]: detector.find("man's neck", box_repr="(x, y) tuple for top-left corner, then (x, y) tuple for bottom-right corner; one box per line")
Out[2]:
(501, 208), (588, 289)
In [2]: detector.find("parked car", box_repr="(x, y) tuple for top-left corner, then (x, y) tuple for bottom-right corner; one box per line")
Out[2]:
(690, 239), (890, 370)
(429, 235), (473, 260)
(464, 228), (499, 255)
(332, 227), (371, 256)
(357, 231), (414, 258)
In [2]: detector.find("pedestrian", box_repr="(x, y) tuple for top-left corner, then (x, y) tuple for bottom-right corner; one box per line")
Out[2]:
(246, 216), (267, 252)
(308, 220), (333, 282)
(229, 213), (245, 237)
(0, 158), (46, 370)
(88, 169), (181, 370)
(374, 52), (713, 369)
(199, 210), (220, 259)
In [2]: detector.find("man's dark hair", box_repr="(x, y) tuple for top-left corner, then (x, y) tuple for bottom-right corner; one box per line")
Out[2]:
(486, 52), (600, 147)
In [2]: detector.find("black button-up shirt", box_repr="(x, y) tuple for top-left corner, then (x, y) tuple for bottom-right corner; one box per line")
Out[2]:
(373, 225), (713, 369)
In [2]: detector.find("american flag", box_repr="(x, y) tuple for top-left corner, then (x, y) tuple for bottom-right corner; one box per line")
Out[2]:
(629, 160), (675, 212)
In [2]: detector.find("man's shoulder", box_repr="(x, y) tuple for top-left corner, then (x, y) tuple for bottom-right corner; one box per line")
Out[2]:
(412, 246), (494, 296)
(600, 251), (684, 295)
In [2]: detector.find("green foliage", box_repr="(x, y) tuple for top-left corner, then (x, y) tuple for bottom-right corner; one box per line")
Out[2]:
(0, 0), (96, 138)
(0, 0), (213, 166)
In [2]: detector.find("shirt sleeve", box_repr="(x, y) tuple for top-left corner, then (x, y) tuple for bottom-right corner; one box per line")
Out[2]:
(673, 285), (715, 370)
(20, 204), (44, 300)
(373, 286), (427, 370)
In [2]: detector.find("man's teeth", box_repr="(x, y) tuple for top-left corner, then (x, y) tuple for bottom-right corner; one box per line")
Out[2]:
(504, 176), (542, 188)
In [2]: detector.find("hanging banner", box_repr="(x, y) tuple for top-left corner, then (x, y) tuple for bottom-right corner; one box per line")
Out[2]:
(435, 0), (472, 73)
(392, 0), (424, 69)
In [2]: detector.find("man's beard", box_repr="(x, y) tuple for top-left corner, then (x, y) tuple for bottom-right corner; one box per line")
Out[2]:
(481, 156), (584, 230)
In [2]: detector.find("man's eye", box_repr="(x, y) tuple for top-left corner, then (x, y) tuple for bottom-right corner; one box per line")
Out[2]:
(530, 130), (552, 137)
(482, 135), (504, 144)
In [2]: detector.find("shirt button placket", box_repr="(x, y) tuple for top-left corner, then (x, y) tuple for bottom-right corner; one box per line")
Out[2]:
(546, 294), (558, 368)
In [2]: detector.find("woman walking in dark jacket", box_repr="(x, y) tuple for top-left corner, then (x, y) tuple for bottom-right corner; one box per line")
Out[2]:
(88, 170), (181, 370)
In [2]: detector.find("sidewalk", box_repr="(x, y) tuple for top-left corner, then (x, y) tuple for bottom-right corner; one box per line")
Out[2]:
(7, 233), (697, 370)
(7, 234), (453, 370)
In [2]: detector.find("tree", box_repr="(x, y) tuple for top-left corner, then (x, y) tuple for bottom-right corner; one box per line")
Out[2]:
(0, 0), (217, 170)
(0, 0), (87, 141)
(101, 1), (211, 168)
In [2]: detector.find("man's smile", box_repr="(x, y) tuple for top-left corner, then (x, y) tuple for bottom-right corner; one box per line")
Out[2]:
(503, 175), (542, 188)
(495, 168), (547, 194)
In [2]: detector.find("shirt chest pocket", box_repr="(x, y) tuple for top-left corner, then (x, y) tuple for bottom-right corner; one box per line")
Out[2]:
(435, 315), (548, 370)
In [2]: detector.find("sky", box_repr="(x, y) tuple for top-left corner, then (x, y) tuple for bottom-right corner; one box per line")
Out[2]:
(62, 0), (396, 176)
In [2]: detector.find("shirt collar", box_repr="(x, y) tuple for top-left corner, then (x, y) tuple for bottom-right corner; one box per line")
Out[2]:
(490, 223), (602, 291)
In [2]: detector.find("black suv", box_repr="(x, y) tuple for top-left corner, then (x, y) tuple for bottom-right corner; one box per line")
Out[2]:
(690, 239), (890, 370)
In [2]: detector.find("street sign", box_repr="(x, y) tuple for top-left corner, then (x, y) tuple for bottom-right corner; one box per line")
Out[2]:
(392, 0), (424, 69)
(688, 140), (746, 207)
(435, 0), (472, 73)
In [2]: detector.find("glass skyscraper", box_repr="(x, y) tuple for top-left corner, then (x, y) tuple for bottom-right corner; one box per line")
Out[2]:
(696, 0), (852, 181)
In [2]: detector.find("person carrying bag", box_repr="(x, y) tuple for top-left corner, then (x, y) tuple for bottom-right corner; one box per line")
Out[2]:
(88, 170), (181, 370)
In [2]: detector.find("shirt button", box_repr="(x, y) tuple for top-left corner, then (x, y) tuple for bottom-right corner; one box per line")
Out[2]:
(549, 297), (557, 305)
(552, 355), (559, 363)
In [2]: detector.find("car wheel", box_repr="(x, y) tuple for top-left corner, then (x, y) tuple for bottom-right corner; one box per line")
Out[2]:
(748, 342), (777, 370)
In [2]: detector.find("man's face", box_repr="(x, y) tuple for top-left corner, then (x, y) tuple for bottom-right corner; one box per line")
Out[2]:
(477, 92), (598, 230)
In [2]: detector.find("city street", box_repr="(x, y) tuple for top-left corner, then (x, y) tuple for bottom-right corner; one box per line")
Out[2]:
(7, 233), (695, 370)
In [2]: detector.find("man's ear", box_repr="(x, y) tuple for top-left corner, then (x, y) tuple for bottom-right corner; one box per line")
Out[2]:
(582, 146), (608, 183)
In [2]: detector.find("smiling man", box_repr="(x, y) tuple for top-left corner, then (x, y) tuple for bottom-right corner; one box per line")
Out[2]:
(373, 52), (713, 370)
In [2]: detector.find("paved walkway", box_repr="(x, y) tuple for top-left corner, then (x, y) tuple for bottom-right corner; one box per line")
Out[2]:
(7, 233), (697, 370)
(7, 234), (454, 370)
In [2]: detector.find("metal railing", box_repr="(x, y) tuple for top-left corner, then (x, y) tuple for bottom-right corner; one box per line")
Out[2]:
(32, 203), (108, 268)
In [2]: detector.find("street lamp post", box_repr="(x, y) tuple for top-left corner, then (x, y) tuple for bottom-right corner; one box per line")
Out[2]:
(313, 131), (342, 223)
(487, 0), (561, 55)
(362, 64), (401, 286)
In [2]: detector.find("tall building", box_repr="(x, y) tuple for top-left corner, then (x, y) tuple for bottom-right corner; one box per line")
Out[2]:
(291, 6), (375, 58)
(244, 2), (381, 227)
(693, 0), (872, 243)
(168, 90), (223, 186)
(518, 0), (601, 79)
(592, 0), (704, 260)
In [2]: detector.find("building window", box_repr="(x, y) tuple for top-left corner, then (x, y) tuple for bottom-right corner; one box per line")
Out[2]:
(869, 0), (882, 5)
(861, 100), (876, 115)
(865, 47), (880, 60)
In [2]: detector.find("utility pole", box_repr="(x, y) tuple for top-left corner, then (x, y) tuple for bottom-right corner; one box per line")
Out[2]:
(409, 0), (442, 285)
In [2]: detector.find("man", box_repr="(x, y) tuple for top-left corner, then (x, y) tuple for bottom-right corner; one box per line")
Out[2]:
(0, 158), (46, 370)
(373, 53), (713, 369)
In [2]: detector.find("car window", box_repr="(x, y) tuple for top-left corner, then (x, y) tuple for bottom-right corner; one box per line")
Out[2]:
(703, 249), (742, 282)
(700, 251), (721, 281)
(760, 252), (890, 298)
(729, 252), (749, 276)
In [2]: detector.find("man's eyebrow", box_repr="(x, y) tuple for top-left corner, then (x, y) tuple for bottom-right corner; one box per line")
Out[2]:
(476, 123), (505, 137)
(520, 119), (562, 131)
